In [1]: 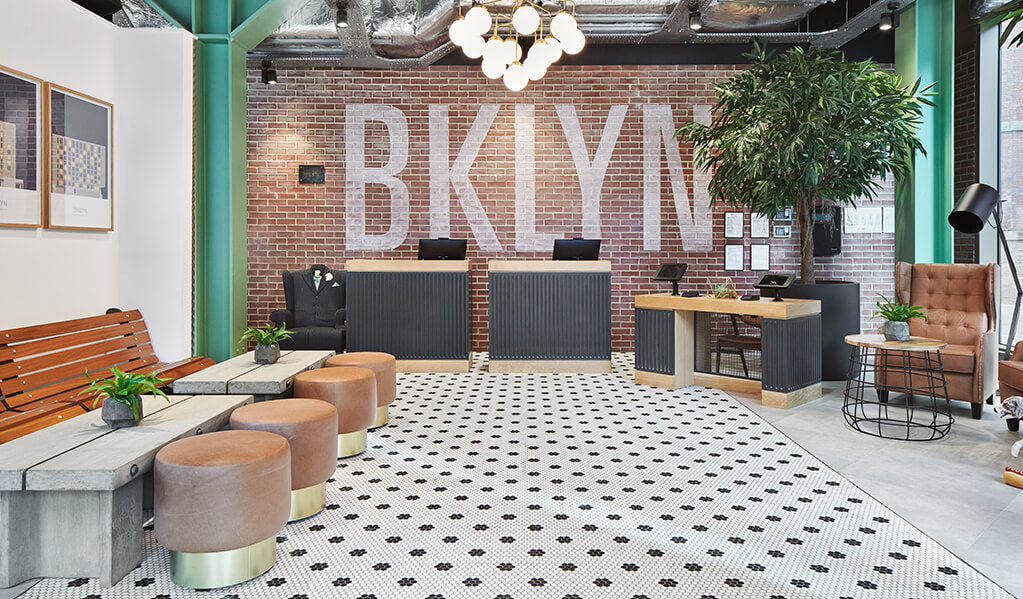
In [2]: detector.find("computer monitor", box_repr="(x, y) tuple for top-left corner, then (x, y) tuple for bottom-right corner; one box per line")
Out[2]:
(753, 272), (794, 301)
(417, 238), (467, 260)
(652, 263), (688, 296)
(552, 238), (601, 260)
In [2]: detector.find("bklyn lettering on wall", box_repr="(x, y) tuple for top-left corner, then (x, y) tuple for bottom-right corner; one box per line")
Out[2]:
(344, 103), (714, 252)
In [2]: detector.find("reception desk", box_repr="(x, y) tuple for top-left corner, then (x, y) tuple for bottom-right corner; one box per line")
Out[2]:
(346, 259), (471, 372)
(488, 260), (612, 373)
(634, 294), (822, 408)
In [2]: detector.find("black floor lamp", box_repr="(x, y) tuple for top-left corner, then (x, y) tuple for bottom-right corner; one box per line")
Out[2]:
(948, 183), (1022, 360)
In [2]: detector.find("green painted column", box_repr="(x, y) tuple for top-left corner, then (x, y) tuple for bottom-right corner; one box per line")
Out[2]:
(145, 0), (305, 360)
(894, 1), (955, 264)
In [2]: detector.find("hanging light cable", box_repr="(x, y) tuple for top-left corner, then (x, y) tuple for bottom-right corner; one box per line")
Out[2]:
(448, 0), (583, 91)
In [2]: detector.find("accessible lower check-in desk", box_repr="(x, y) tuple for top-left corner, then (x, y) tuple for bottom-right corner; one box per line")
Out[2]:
(488, 260), (612, 373)
(633, 294), (822, 408)
(345, 259), (471, 372)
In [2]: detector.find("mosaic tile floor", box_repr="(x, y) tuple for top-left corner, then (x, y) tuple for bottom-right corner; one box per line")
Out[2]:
(23, 354), (1013, 599)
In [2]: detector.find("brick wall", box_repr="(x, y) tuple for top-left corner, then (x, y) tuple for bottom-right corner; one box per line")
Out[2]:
(246, 64), (896, 351)
(953, 13), (979, 264)
(0, 72), (39, 190)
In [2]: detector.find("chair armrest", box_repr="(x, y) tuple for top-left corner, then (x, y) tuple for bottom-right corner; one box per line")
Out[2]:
(270, 309), (294, 328)
(1012, 340), (1023, 361)
(335, 309), (346, 328)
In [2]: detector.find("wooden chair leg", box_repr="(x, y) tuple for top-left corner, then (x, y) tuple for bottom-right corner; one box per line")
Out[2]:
(987, 395), (994, 405)
(715, 344), (722, 374)
(876, 389), (889, 403)
(738, 350), (749, 378)
(971, 402), (983, 420)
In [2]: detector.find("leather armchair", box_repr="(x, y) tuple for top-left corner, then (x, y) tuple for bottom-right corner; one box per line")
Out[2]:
(999, 341), (1023, 431)
(269, 266), (346, 352)
(879, 262), (999, 419)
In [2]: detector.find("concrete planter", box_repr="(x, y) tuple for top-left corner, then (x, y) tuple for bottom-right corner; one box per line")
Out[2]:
(255, 343), (281, 364)
(883, 320), (910, 342)
(101, 396), (141, 429)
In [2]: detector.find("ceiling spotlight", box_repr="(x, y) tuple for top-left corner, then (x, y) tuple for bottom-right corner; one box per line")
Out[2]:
(689, 10), (703, 31)
(261, 59), (278, 85)
(879, 4), (899, 31)
(336, 3), (349, 28)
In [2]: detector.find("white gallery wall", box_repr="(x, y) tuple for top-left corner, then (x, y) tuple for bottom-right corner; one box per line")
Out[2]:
(0, 0), (194, 360)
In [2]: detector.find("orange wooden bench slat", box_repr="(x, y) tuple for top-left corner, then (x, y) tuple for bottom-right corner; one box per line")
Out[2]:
(0, 320), (146, 362)
(0, 310), (142, 345)
(0, 403), (87, 444)
(0, 332), (152, 381)
(0, 349), (157, 407)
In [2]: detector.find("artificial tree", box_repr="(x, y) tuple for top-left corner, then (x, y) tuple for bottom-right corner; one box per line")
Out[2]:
(677, 44), (932, 284)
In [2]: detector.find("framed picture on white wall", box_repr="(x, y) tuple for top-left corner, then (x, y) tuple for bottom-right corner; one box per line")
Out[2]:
(44, 82), (112, 231)
(0, 65), (43, 228)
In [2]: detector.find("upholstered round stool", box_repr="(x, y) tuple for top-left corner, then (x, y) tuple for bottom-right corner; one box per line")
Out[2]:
(326, 352), (396, 429)
(229, 399), (338, 522)
(155, 430), (291, 589)
(294, 367), (376, 457)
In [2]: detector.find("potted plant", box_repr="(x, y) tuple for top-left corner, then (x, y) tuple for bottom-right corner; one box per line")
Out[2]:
(874, 294), (927, 342)
(677, 44), (931, 379)
(241, 322), (293, 364)
(81, 366), (169, 429)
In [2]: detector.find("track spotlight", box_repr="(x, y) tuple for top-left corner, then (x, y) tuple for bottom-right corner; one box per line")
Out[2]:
(336, 2), (349, 28)
(261, 59), (278, 85)
(879, 4), (899, 31)
(689, 10), (703, 31)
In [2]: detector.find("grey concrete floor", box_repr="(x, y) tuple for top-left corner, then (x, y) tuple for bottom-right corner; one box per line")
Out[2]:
(733, 381), (1023, 599)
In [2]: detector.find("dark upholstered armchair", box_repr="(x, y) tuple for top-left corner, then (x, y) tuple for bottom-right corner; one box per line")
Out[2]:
(269, 265), (346, 352)
(879, 262), (999, 419)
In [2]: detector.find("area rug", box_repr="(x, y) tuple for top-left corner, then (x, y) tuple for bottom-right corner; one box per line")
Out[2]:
(23, 354), (1013, 599)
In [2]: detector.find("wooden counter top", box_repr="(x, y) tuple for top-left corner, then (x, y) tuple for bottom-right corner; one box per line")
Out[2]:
(346, 259), (470, 272)
(488, 260), (612, 273)
(635, 293), (820, 319)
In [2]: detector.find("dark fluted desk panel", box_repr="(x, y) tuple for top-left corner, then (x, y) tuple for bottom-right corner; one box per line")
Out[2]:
(346, 263), (470, 360)
(488, 263), (611, 361)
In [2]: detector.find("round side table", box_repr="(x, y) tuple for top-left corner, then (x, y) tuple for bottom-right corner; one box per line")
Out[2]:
(842, 334), (954, 441)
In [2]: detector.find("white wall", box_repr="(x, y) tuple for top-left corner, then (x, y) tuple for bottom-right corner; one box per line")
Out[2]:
(0, 0), (194, 360)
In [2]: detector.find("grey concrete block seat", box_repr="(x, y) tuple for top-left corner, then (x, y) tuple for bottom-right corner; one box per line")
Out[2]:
(270, 264), (346, 352)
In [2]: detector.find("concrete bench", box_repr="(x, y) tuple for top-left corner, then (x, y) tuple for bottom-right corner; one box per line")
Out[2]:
(0, 393), (253, 588)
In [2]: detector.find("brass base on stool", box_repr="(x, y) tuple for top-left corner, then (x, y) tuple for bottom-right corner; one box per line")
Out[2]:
(369, 405), (389, 430)
(169, 536), (276, 589)
(338, 429), (367, 458)
(289, 481), (327, 522)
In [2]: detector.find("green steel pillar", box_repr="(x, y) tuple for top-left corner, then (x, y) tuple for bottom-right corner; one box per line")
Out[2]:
(145, 0), (305, 360)
(894, 1), (955, 264)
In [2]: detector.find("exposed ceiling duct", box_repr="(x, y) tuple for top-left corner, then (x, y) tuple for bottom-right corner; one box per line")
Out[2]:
(103, 0), (903, 68)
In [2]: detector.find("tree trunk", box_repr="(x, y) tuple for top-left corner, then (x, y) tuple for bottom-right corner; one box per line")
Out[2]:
(797, 200), (815, 284)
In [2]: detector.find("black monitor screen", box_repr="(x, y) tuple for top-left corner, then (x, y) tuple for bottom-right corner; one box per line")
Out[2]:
(418, 238), (467, 260)
(754, 273), (794, 288)
(653, 263), (687, 281)
(552, 238), (601, 260)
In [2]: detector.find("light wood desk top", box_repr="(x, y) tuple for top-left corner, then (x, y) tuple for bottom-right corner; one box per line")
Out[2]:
(845, 334), (947, 351)
(488, 259), (612, 273)
(634, 293), (820, 319)
(346, 259), (470, 272)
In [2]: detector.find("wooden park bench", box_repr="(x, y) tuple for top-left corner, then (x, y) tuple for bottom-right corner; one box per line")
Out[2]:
(0, 309), (216, 443)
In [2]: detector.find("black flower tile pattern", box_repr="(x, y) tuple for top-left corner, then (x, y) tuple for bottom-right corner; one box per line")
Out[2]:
(25, 353), (1012, 599)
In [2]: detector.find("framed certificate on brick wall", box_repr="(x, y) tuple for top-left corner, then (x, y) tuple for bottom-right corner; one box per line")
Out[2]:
(0, 65), (43, 228)
(45, 82), (112, 231)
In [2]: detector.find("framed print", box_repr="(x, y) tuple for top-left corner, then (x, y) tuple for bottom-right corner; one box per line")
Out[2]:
(724, 212), (744, 238)
(0, 65), (43, 227)
(45, 82), (112, 230)
(751, 244), (770, 270)
(724, 244), (744, 271)
(773, 225), (792, 238)
(750, 214), (770, 238)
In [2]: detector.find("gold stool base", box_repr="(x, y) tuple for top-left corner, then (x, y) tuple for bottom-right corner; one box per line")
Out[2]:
(169, 536), (276, 589)
(289, 481), (326, 522)
(369, 405), (389, 430)
(338, 429), (367, 458)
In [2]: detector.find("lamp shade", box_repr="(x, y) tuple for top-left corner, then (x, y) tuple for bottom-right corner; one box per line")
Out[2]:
(949, 183), (999, 234)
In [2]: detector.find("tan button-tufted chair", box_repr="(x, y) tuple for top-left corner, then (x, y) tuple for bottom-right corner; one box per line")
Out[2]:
(878, 262), (999, 419)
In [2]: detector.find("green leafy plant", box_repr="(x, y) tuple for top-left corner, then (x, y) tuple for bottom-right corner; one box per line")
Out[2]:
(240, 322), (293, 347)
(81, 366), (169, 421)
(714, 283), (734, 298)
(677, 44), (932, 285)
(873, 294), (928, 322)
(979, 0), (1023, 47)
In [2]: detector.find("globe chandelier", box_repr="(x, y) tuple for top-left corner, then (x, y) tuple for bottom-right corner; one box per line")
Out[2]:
(447, 0), (585, 91)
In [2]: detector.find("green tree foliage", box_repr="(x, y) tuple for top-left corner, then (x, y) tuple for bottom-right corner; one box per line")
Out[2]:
(677, 45), (932, 284)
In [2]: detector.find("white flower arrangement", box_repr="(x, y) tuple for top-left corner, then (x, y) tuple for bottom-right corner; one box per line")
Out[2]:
(324, 272), (334, 281)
